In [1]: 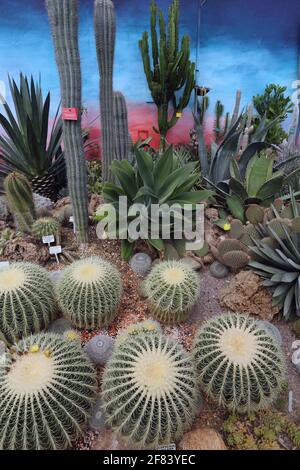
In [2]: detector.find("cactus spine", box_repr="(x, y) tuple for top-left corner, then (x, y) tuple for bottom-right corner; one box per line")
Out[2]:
(113, 91), (131, 161)
(4, 172), (35, 232)
(0, 333), (97, 449)
(94, 0), (116, 182)
(46, 0), (89, 243)
(139, 0), (195, 146)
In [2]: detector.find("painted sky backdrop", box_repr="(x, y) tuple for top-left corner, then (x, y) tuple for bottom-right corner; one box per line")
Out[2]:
(0, 0), (299, 145)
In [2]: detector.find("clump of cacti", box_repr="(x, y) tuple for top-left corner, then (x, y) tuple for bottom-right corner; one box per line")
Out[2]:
(211, 238), (250, 271)
(0, 333), (97, 449)
(57, 257), (122, 329)
(113, 91), (131, 162)
(46, 0), (89, 242)
(193, 313), (285, 413)
(143, 260), (200, 323)
(32, 217), (60, 239)
(102, 328), (198, 449)
(94, 0), (116, 182)
(4, 172), (35, 232)
(0, 262), (56, 342)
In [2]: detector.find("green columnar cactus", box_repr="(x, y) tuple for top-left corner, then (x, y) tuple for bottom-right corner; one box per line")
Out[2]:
(102, 329), (198, 449)
(94, 0), (116, 182)
(222, 112), (230, 137)
(214, 100), (224, 143)
(57, 257), (122, 329)
(4, 172), (35, 232)
(113, 91), (131, 161)
(139, 0), (195, 146)
(193, 313), (285, 413)
(0, 333), (97, 449)
(32, 217), (60, 239)
(230, 89), (242, 127)
(46, 0), (89, 243)
(144, 260), (200, 323)
(0, 263), (56, 342)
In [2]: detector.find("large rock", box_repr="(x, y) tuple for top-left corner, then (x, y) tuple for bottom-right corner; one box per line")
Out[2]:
(178, 427), (227, 450)
(3, 239), (50, 264)
(219, 270), (280, 321)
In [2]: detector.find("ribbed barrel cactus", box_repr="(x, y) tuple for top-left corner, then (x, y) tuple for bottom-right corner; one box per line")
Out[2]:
(0, 333), (97, 450)
(0, 263), (56, 342)
(144, 260), (200, 323)
(102, 329), (198, 449)
(4, 172), (35, 232)
(57, 257), (122, 329)
(32, 217), (60, 239)
(193, 313), (285, 413)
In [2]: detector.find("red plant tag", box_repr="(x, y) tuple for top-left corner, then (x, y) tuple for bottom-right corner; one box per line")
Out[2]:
(62, 107), (79, 121)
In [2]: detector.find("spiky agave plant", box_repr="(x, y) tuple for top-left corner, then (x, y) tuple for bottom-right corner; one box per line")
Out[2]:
(143, 260), (200, 323)
(0, 262), (56, 342)
(57, 257), (122, 329)
(102, 328), (198, 449)
(192, 313), (285, 413)
(248, 192), (300, 320)
(0, 333), (97, 449)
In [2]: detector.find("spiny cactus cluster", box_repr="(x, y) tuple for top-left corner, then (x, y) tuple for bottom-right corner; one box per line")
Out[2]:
(143, 260), (200, 323)
(0, 333), (97, 449)
(57, 257), (122, 329)
(0, 262), (56, 342)
(46, 0), (89, 242)
(32, 217), (60, 239)
(4, 172), (35, 233)
(211, 238), (250, 271)
(102, 327), (198, 449)
(193, 313), (285, 413)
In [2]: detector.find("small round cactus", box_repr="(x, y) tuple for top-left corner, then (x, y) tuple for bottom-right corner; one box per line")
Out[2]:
(84, 334), (114, 366)
(0, 262), (56, 342)
(32, 217), (60, 239)
(102, 329), (198, 449)
(193, 313), (285, 413)
(57, 257), (122, 329)
(0, 333), (97, 449)
(129, 252), (152, 276)
(144, 260), (200, 323)
(210, 261), (229, 279)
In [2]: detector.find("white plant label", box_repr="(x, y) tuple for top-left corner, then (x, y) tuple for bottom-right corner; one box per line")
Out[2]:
(69, 216), (76, 234)
(42, 235), (55, 245)
(49, 245), (62, 264)
(0, 261), (10, 268)
(157, 443), (176, 451)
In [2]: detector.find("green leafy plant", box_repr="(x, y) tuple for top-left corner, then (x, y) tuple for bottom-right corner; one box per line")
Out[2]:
(248, 192), (300, 320)
(253, 84), (293, 145)
(139, 0), (195, 147)
(57, 257), (122, 329)
(0, 74), (65, 200)
(0, 262), (56, 342)
(143, 259), (200, 323)
(87, 160), (102, 195)
(100, 145), (212, 260)
(102, 327), (198, 449)
(0, 332), (97, 449)
(223, 411), (300, 450)
(193, 313), (285, 413)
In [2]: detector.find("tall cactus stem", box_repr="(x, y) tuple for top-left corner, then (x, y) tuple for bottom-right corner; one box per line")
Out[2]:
(113, 91), (131, 162)
(4, 172), (35, 233)
(231, 89), (242, 127)
(46, 0), (89, 243)
(94, 0), (116, 183)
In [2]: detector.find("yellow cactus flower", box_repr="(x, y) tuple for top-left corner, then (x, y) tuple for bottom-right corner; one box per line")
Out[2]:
(223, 223), (231, 231)
(44, 349), (51, 358)
(29, 345), (39, 353)
(64, 330), (79, 342)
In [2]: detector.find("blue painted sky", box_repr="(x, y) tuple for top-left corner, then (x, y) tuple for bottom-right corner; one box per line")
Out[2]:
(0, 0), (299, 116)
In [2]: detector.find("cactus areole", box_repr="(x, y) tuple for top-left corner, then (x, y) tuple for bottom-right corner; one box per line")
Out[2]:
(46, 0), (89, 243)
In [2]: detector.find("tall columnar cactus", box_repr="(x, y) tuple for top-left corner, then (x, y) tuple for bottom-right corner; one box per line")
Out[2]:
(214, 100), (224, 143)
(0, 333), (97, 449)
(4, 172), (35, 233)
(193, 313), (285, 413)
(113, 91), (131, 161)
(94, 0), (116, 182)
(230, 89), (242, 127)
(102, 328), (198, 449)
(143, 260), (200, 323)
(57, 257), (122, 329)
(46, 0), (89, 243)
(139, 0), (195, 146)
(0, 262), (56, 342)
